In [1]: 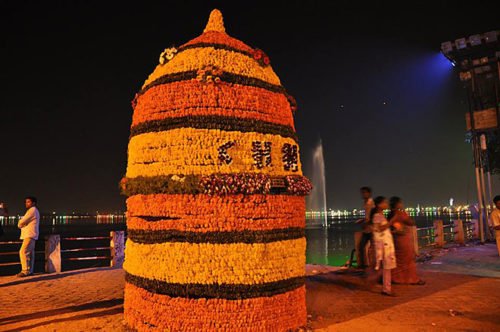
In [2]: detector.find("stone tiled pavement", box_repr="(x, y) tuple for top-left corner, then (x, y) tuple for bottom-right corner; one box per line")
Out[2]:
(307, 243), (500, 331)
(0, 268), (125, 332)
(0, 244), (499, 331)
(307, 269), (500, 331)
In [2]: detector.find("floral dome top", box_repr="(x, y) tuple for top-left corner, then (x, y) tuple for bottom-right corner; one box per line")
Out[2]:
(142, 9), (281, 88)
(124, 9), (308, 194)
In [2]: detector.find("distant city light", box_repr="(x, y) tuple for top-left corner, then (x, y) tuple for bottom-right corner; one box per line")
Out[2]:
(306, 204), (476, 220)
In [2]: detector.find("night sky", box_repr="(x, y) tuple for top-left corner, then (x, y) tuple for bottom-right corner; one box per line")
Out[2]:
(1, 0), (499, 213)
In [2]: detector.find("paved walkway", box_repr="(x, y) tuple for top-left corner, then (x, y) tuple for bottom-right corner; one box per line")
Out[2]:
(0, 244), (499, 331)
(0, 268), (124, 332)
(418, 243), (500, 278)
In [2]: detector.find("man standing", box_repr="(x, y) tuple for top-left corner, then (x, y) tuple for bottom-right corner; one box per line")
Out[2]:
(356, 187), (375, 268)
(17, 197), (40, 277)
(489, 195), (500, 256)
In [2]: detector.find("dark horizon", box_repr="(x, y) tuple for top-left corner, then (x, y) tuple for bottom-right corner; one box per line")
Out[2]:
(1, 0), (499, 213)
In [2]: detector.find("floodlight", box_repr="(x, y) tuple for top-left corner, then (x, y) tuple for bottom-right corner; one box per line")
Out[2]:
(469, 34), (481, 46)
(441, 41), (453, 54)
(484, 31), (498, 43)
(455, 38), (467, 49)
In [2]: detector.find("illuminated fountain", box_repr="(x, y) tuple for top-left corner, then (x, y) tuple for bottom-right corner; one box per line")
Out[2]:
(307, 139), (328, 227)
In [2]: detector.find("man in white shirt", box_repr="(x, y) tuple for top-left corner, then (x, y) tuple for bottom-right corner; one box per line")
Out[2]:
(17, 196), (40, 277)
(489, 195), (500, 256)
(356, 186), (375, 268)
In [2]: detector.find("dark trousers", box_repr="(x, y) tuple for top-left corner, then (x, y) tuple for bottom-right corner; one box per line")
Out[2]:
(358, 232), (371, 268)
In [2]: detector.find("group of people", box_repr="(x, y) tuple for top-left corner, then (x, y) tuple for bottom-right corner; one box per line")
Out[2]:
(357, 187), (424, 297)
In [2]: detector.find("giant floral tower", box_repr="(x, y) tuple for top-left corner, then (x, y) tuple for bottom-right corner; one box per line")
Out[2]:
(121, 9), (311, 331)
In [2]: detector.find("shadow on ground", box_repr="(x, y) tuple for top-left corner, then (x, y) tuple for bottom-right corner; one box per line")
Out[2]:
(0, 307), (123, 332)
(0, 298), (123, 326)
(306, 269), (479, 329)
(0, 267), (115, 288)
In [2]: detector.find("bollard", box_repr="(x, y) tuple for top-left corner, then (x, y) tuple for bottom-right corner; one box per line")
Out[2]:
(110, 231), (125, 268)
(454, 219), (465, 245)
(434, 220), (445, 247)
(45, 234), (61, 273)
(410, 226), (419, 255)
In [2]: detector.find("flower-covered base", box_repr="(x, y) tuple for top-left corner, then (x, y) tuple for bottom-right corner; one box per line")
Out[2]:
(124, 283), (307, 332)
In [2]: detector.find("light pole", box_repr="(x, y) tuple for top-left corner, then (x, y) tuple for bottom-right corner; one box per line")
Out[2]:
(441, 31), (500, 243)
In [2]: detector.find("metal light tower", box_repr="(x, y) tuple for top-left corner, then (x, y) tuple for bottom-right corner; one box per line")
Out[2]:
(441, 30), (500, 242)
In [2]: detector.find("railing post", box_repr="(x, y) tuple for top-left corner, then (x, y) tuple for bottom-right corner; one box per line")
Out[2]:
(410, 226), (419, 255)
(471, 219), (479, 239)
(110, 231), (125, 268)
(45, 234), (61, 273)
(434, 220), (444, 247)
(454, 219), (465, 245)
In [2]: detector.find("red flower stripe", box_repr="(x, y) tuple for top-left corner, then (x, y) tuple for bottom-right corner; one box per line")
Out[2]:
(124, 282), (307, 331)
(132, 80), (294, 128)
(126, 194), (306, 232)
(180, 31), (255, 53)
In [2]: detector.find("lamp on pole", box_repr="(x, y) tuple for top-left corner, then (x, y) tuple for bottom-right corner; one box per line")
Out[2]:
(441, 30), (500, 243)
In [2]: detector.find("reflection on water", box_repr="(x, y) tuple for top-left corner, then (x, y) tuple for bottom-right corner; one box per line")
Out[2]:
(0, 215), (127, 276)
(0, 214), (126, 227)
(0, 215), (126, 239)
(306, 225), (357, 266)
(306, 212), (473, 266)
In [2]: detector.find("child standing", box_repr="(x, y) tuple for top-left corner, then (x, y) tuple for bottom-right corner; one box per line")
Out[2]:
(371, 196), (397, 296)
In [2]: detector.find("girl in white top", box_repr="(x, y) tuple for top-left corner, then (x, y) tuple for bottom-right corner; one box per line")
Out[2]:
(370, 196), (397, 296)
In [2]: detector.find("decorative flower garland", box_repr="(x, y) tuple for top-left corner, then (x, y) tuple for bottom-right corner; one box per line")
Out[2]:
(138, 69), (287, 98)
(120, 174), (312, 196)
(159, 47), (178, 65)
(143, 47), (281, 89)
(124, 9), (308, 331)
(252, 48), (271, 67)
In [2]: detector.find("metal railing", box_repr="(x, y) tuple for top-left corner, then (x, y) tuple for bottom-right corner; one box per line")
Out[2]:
(413, 219), (478, 254)
(61, 236), (112, 262)
(353, 219), (480, 265)
(0, 231), (125, 273)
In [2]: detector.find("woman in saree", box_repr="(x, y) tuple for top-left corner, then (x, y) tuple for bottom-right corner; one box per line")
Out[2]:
(388, 196), (425, 285)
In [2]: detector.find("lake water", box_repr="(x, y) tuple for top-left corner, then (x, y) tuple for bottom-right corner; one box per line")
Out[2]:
(0, 216), (126, 276)
(0, 212), (471, 275)
(305, 212), (474, 265)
